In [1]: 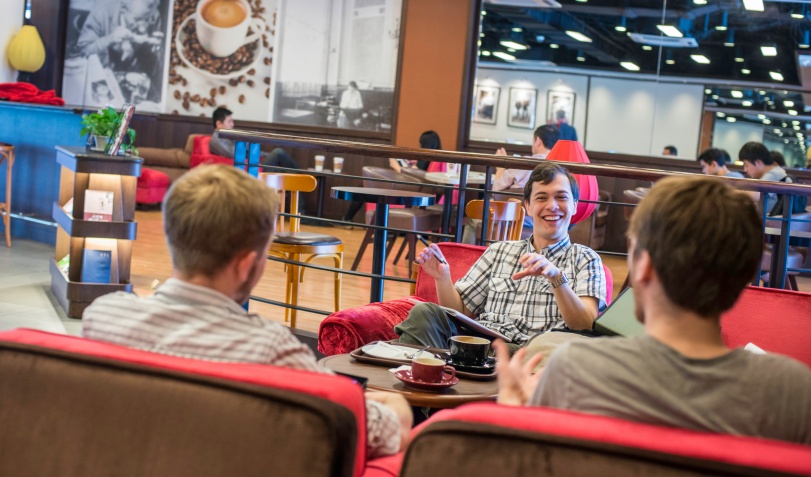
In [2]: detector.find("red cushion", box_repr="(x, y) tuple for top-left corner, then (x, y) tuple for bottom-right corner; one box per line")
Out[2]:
(190, 135), (233, 168)
(362, 453), (404, 477)
(319, 297), (421, 355)
(413, 243), (486, 303)
(721, 286), (811, 368)
(136, 168), (170, 204)
(0, 329), (369, 476)
(416, 403), (811, 475)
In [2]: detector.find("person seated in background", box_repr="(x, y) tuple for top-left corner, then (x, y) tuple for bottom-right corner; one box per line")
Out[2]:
(662, 145), (678, 156)
(209, 107), (299, 171)
(697, 148), (743, 178)
(395, 162), (606, 352)
(739, 141), (805, 214)
(770, 150), (787, 167)
(82, 165), (411, 457)
(341, 130), (442, 227)
(496, 175), (811, 445)
(388, 130), (440, 173)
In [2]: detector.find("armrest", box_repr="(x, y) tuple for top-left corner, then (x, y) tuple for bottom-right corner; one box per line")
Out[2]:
(318, 297), (424, 356)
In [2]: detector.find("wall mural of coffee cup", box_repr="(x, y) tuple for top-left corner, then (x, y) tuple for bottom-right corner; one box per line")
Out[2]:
(167, 0), (277, 121)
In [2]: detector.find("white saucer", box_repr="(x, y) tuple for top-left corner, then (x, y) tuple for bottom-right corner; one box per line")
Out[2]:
(174, 15), (263, 80)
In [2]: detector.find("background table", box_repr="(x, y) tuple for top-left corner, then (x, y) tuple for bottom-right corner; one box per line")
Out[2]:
(319, 354), (498, 408)
(423, 171), (486, 238)
(331, 187), (434, 302)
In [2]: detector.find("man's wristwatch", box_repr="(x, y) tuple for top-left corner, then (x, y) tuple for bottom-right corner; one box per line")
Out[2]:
(549, 272), (569, 289)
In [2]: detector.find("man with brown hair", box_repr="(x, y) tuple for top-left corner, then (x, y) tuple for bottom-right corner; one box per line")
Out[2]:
(83, 165), (411, 457)
(496, 175), (811, 444)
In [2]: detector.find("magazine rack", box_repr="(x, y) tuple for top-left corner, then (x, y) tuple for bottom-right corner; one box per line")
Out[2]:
(49, 146), (142, 318)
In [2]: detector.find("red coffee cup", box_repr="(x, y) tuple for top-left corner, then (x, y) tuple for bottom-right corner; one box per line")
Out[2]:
(411, 357), (455, 383)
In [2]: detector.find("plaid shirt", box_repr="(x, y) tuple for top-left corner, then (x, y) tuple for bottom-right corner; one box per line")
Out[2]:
(455, 236), (606, 344)
(82, 279), (401, 457)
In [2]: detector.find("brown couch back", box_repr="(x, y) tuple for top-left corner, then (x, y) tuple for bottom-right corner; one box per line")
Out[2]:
(0, 340), (358, 477)
(401, 420), (804, 477)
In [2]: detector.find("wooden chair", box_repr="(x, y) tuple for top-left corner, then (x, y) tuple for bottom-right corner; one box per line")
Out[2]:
(465, 199), (526, 243)
(262, 173), (343, 328)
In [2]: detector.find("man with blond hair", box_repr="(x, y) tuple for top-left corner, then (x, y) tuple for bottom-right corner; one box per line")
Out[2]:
(496, 175), (811, 444)
(83, 165), (411, 457)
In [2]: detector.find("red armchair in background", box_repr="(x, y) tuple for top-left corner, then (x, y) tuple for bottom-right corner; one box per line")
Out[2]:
(190, 135), (233, 168)
(399, 403), (811, 477)
(0, 329), (403, 477)
(318, 242), (613, 356)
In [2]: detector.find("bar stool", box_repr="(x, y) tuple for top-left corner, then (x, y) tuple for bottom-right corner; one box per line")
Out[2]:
(0, 143), (13, 247)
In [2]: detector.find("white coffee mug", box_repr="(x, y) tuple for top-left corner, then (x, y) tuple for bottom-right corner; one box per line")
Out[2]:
(195, 0), (266, 58)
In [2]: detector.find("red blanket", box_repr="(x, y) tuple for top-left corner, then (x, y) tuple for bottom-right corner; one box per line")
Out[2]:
(0, 82), (65, 106)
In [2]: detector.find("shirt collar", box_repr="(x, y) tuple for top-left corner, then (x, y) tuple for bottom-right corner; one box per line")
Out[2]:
(527, 235), (571, 258)
(156, 278), (249, 315)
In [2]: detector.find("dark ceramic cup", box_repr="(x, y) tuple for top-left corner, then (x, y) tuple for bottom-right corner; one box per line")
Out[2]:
(448, 335), (491, 366)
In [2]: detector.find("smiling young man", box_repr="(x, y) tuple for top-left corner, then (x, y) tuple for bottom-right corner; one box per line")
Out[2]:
(394, 162), (606, 351)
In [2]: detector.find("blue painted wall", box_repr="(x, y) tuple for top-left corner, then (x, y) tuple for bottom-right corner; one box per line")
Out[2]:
(0, 103), (87, 245)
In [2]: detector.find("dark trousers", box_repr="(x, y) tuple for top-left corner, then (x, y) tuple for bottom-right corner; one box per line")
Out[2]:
(394, 303), (520, 353)
(261, 148), (299, 170)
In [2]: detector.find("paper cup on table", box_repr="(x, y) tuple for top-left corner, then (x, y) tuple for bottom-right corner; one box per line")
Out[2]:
(333, 157), (344, 173)
(314, 155), (325, 172)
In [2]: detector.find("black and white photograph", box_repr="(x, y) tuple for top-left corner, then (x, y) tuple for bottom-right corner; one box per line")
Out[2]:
(507, 87), (536, 129)
(473, 85), (499, 124)
(547, 90), (576, 126)
(62, 0), (172, 112)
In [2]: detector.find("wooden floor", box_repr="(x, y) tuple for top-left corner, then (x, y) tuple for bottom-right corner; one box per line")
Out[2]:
(130, 209), (629, 334)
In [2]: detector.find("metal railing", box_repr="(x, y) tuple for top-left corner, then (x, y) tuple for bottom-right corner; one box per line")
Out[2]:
(220, 130), (811, 317)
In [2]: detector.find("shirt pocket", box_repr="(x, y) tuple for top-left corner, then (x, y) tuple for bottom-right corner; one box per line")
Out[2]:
(487, 275), (521, 320)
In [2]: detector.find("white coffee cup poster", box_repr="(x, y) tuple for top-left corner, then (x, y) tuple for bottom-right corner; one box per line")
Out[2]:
(62, 0), (403, 127)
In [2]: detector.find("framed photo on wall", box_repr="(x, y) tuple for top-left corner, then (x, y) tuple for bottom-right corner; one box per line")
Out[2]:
(507, 87), (537, 129)
(473, 85), (500, 124)
(547, 90), (576, 126)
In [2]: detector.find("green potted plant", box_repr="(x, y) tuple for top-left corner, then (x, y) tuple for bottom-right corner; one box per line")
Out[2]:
(80, 106), (137, 155)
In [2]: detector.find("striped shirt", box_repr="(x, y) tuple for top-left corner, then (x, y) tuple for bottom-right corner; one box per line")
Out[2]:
(81, 278), (400, 457)
(455, 236), (606, 344)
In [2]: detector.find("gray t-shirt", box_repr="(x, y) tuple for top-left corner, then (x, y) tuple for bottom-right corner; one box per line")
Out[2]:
(761, 166), (789, 210)
(724, 170), (744, 179)
(531, 335), (811, 444)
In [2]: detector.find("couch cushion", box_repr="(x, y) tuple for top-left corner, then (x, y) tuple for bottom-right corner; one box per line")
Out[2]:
(0, 329), (366, 477)
(414, 243), (486, 303)
(318, 298), (420, 356)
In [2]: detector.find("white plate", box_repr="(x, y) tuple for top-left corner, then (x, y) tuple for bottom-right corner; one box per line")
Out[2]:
(361, 342), (434, 361)
(174, 15), (263, 80)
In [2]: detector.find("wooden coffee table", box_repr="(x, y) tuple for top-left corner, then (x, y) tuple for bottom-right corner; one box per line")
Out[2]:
(319, 354), (498, 408)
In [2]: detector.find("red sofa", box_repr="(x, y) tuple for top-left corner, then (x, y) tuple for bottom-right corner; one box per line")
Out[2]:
(0, 329), (402, 477)
(318, 242), (614, 356)
(400, 403), (811, 477)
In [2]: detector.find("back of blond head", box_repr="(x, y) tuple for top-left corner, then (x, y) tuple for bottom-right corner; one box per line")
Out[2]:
(162, 165), (277, 277)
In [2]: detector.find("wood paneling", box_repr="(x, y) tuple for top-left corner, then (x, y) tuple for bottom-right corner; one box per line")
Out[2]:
(28, 0), (68, 93)
(395, 0), (478, 150)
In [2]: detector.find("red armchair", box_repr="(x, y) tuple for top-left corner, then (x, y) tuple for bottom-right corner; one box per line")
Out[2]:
(318, 242), (613, 356)
(190, 135), (233, 168)
(0, 329), (402, 477)
(399, 403), (811, 477)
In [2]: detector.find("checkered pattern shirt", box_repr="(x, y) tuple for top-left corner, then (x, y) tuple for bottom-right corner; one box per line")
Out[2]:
(82, 279), (401, 457)
(455, 236), (606, 345)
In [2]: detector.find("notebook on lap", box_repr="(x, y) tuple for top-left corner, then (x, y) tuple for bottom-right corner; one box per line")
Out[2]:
(593, 288), (644, 337)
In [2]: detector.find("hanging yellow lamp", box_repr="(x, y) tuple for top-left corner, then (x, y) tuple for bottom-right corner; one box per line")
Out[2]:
(7, 25), (46, 73)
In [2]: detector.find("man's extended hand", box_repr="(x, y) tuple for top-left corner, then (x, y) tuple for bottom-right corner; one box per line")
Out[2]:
(494, 340), (544, 406)
(495, 147), (508, 156)
(416, 244), (450, 280)
(366, 391), (413, 451)
(512, 252), (561, 281)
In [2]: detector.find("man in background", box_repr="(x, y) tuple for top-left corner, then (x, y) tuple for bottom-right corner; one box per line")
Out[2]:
(738, 141), (806, 214)
(496, 175), (811, 444)
(662, 145), (678, 156)
(554, 109), (578, 141)
(83, 165), (412, 457)
(697, 148), (743, 178)
(210, 107), (299, 170)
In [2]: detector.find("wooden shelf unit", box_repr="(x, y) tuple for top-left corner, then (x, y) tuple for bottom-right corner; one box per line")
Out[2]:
(50, 146), (142, 318)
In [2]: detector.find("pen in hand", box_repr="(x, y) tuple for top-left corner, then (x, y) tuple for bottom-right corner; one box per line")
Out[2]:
(416, 235), (447, 264)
